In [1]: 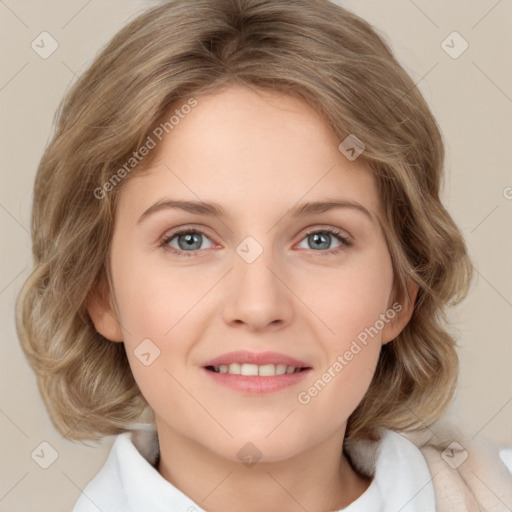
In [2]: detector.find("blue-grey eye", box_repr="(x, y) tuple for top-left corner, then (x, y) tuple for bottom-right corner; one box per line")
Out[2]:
(297, 230), (345, 251)
(166, 231), (214, 252)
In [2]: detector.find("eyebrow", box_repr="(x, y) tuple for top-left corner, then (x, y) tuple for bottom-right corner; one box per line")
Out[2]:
(137, 198), (375, 224)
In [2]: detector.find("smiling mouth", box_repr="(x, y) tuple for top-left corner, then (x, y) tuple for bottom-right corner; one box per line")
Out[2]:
(205, 363), (310, 376)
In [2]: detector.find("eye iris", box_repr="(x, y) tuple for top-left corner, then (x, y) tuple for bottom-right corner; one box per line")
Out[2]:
(310, 232), (330, 250)
(178, 233), (201, 250)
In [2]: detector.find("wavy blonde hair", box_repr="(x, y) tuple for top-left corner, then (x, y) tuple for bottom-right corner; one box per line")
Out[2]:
(16, 0), (473, 442)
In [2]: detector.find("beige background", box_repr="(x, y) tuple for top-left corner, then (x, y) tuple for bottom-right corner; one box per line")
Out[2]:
(1, 1), (511, 510)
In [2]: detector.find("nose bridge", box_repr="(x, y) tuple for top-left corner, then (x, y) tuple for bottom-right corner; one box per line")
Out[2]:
(223, 233), (293, 330)
(234, 233), (282, 298)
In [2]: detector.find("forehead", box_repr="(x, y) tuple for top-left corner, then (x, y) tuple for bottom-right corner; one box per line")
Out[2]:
(117, 84), (382, 225)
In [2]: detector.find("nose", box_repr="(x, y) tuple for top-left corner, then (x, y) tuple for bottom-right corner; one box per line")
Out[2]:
(222, 246), (294, 333)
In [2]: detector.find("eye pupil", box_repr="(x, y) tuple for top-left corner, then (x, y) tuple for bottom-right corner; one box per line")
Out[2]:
(310, 233), (330, 250)
(179, 233), (201, 250)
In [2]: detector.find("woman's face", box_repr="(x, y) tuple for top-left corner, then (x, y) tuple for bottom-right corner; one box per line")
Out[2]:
(93, 84), (411, 463)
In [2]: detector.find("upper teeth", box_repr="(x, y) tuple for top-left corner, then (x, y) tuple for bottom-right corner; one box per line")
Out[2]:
(212, 363), (301, 376)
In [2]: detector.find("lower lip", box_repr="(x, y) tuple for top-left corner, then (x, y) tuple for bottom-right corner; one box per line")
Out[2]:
(201, 368), (312, 394)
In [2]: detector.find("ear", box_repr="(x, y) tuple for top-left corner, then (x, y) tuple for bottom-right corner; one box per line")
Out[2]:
(86, 276), (124, 342)
(381, 280), (419, 345)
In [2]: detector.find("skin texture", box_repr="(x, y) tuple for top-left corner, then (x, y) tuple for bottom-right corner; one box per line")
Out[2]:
(88, 84), (417, 511)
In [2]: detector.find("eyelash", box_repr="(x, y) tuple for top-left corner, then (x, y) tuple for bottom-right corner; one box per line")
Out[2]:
(160, 226), (353, 258)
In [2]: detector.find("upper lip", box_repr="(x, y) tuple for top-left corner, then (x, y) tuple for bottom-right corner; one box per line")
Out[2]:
(202, 350), (311, 368)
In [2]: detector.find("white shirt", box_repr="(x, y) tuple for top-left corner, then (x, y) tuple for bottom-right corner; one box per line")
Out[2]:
(72, 424), (437, 511)
(500, 448), (512, 475)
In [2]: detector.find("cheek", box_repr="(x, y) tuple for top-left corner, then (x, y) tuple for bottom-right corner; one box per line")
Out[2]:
(110, 250), (211, 413)
(296, 346), (379, 444)
(304, 248), (394, 348)
(111, 246), (209, 337)
(296, 265), (393, 422)
(291, 253), (393, 415)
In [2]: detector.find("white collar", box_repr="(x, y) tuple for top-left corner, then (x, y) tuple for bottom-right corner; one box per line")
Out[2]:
(342, 428), (436, 511)
(72, 424), (436, 511)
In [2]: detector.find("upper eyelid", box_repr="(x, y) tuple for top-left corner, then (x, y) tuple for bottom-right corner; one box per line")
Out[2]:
(162, 224), (216, 242)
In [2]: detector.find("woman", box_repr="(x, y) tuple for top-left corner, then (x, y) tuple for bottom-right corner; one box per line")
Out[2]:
(16, 0), (512, 510)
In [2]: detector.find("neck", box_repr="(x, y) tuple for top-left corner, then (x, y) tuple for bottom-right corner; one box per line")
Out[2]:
(155, 420), (371, 512)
